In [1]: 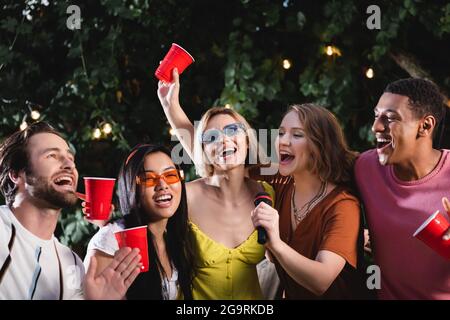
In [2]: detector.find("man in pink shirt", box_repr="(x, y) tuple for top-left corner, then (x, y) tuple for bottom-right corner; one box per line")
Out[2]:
(355, 78), (450, 299)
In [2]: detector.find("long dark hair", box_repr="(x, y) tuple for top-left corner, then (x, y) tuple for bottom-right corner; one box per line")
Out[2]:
(117, 144), (194, 300)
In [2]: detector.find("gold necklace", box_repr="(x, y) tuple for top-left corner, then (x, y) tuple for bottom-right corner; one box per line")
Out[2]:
(291, 181), (327, 223)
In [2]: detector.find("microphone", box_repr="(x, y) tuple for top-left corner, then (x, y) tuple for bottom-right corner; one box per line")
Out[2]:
(254, 192), (273, 245)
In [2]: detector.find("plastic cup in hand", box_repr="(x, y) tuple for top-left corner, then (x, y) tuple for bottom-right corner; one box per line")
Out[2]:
(83, 177), (116, 220)
(114, 226), (149, 272)
(413, 210), (450, 259)
(155, 43), (194, 83)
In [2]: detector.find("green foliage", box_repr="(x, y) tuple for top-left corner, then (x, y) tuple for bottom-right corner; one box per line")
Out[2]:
(59, 208), (96, 247)
(1, 0), (449, 252)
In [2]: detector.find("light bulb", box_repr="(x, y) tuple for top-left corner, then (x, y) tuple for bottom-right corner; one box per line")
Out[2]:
(102, 123), (112, 134)
(20, 122), (28, 131)
(282, 59), (292, 69)
(326, 46), (334, 56)
(93, 128), (101, 139)
(365, 68), (374, 79)
(31, 110), (41, 120)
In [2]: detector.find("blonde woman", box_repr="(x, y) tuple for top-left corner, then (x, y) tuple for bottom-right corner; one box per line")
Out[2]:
(157, 69), (279, 300)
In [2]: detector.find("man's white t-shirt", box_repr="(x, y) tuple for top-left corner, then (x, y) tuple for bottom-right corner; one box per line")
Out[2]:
(0, 205), (85, 300)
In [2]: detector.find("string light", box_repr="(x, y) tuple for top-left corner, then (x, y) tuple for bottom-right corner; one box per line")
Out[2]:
(324, 45), (341, 57)
(334, 47), (341, 56)
(93, 128), (101, 139)
(20, 121), (28, 131)
(365, 68), (374, 79)
(30, 110), (41, 120)
(102, 123), (112, 134)
(224, 104), (232, 109)
(169, 128), (176, 136)
(326, 46), (334, 56)
(116, 90), (123, 103)
(282, 59), (292, 69)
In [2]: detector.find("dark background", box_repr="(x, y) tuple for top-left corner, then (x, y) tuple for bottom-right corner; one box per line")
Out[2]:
(1, 0), (449, 255)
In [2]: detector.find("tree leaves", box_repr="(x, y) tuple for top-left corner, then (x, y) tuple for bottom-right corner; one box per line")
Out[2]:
(1, 17), (18, 33)
(1, 0), (449, 250)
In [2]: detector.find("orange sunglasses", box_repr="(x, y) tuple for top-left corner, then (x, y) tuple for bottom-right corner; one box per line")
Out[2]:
(136, 169), (184, 187)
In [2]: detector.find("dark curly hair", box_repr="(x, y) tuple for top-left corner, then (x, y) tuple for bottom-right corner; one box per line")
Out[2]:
(384, 78), (446, 136)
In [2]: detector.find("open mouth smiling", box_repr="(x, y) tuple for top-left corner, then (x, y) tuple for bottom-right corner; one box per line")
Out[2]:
(53, 174), (75, 190)
(376, 137), (393, 152)
(279, 151), (295, 164)
(218, 147), (237, 160)
(154, 193), (173, 204)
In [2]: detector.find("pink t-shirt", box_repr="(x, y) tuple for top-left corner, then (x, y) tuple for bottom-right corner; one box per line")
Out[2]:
(355, 149), (450, 300)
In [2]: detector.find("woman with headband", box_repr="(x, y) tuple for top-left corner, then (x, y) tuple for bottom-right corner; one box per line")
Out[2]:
(84, 144), (195, 299)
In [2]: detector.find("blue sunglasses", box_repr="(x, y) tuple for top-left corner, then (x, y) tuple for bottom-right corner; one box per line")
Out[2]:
(201, 123), (246, 145)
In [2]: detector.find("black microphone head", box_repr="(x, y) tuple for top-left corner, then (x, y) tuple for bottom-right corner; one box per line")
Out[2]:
(254, 191), (273, 207)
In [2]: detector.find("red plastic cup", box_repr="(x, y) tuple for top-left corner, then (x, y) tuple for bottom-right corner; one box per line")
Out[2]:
(413, 210), (450, 259)
(114, 226), (149, 272)
(83, 177), (116, 220)
(155, 43), (194, 83)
